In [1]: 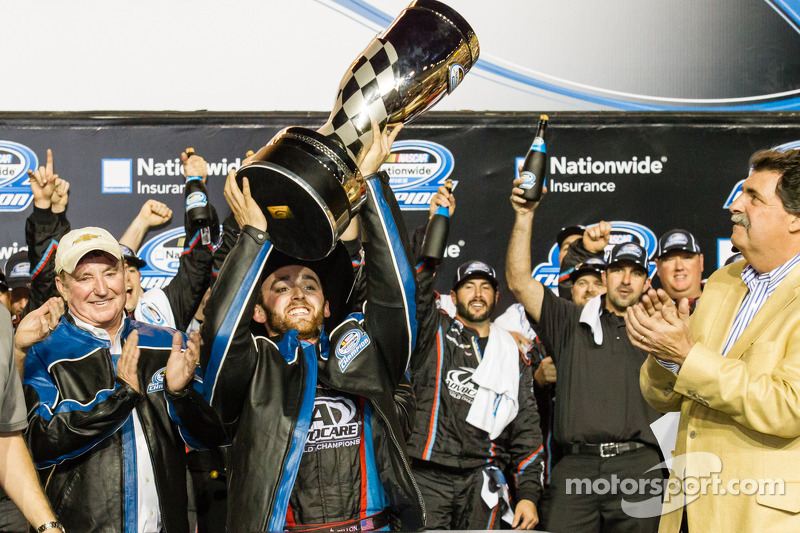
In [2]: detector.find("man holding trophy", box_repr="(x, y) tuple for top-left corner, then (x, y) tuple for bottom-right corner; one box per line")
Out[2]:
(200, 2), (479, 530)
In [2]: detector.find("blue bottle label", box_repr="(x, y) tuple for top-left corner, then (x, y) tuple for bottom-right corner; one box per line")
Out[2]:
(530, 137), (546, 153)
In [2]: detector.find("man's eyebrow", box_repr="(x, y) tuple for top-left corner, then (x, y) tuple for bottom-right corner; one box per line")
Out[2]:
(743, 185), (761, 199)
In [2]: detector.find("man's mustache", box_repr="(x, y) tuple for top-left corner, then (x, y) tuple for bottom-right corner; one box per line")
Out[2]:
(731, 213), (751, 231)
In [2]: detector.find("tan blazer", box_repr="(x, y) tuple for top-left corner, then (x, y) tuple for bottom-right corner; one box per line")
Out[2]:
(641, 260), (800, 532)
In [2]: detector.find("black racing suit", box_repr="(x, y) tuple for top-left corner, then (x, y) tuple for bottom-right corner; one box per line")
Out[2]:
(23, 316), (225, 532)
(200, 172), (425, 532)
(407, 261), (544, 529)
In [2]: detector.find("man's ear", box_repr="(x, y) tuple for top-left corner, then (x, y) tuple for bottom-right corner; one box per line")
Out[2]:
(324, 300), (330, 318)
(643, 277), (652, 293)
(253, 304), (267, 324)
(450, 290), (457, 306)
(55, 275), (68, 301)
(789, 215), (800, 234)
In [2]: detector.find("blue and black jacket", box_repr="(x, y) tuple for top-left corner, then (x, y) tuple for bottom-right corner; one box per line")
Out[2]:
(200, 172), (425, 532)
(23, 316), (225, 533)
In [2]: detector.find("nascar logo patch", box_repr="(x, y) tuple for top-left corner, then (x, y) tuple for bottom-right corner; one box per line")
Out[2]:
(336, 330), (370, 372)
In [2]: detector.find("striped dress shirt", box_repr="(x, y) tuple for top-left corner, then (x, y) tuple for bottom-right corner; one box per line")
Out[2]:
(657, 253), (800, 374)
(721, 253), (800, 355)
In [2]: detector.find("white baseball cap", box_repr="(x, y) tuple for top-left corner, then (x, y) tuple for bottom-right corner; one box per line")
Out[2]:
(55, 227), (124, 275)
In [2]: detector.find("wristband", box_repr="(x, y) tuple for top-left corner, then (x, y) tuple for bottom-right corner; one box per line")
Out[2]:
(36, 522), (65, 533)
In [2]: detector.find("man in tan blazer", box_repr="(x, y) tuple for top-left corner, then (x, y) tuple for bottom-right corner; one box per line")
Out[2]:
(628, 147), (800, 532)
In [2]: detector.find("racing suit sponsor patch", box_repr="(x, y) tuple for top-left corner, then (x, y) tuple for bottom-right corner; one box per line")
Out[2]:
(147, 367), (167, 393)
(336, 330), (370, 372)
(445, 366), (479, 404)
(305, 396), (362, 453)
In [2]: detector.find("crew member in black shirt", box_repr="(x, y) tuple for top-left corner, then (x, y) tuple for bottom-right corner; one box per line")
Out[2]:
(506, 179), (662, 533)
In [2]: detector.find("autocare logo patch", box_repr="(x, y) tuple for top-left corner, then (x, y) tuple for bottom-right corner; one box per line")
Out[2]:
(0, 141), (38, 212)
(137, 227), (185, 290)
(305, 396), (361, 453)
(336, 329), (370, 372)
(445, 366), (478, 404)
(382, 140), (456, 211)
(532, 221), (657, 292)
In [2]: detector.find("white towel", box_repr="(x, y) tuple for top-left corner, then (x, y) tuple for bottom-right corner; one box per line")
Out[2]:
(494, 303), (535, 340)
(579, 294), (604, 345)
(466, 324), (520, 439)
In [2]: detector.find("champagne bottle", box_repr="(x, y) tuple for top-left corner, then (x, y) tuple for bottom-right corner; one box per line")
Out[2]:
(420, 181), (453, 264)
(184, 147), (213, 228)
(519, 115), (549, 201)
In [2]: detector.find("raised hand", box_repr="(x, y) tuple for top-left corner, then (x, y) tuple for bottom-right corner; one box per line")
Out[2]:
(182, 151), (208, 181)
(117, 330), (142, 393)
(165, 331), (200, 393)
(224, 170), (267, 232)
(14, 297), (66, 375)
(28, 149), (58, 210)
(510, 177), (546, 215)
(583, 221), (611, 253)
(429, 179), (455, 218)
(50, 177), (70, 214)
(138, 199), (173, 228)
(356, 121), (403, 176)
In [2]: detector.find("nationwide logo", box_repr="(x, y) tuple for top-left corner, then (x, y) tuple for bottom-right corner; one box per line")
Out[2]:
(532, 221), (657, 291)
(137, 227), (185, 290)
(551, 155), (665, 176)
(134, 156), (244, 196)
(382, 140), (456, 210)
(305, 396), (362, 453)
(445, 366), (478, 404)
(0, 141), (38, 212)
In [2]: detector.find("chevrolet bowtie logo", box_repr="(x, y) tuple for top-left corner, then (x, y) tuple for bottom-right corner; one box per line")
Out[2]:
(75, 234), (100, 243)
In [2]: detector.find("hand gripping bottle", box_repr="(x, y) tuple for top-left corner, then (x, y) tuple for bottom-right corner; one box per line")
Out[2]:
(184, 147), (213, 243)
(519, 115), (548, 201)
(420, 181), (453, 264)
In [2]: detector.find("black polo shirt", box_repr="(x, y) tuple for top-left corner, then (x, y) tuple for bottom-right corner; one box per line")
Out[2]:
(537, 290), (660, 447)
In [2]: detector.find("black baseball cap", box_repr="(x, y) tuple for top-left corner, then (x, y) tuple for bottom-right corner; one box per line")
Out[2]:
(4, 251), (31, 289)
(656, 229), (701, 258)
(607, 242), (648, 273)
(556, 225), (585, 248)
(120, 244), (147, 269)
(569, 257), (607, 282)
(452, 260), (499, 290)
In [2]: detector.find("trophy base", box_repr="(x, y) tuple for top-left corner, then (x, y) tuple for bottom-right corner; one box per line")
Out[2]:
(236, 127), (360, 261)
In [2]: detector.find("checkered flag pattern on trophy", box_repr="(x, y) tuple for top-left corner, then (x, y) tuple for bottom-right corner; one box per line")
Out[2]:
(318, 38), (401, 163)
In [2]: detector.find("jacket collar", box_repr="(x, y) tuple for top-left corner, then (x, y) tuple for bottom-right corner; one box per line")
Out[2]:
(724, 260), (800, 360)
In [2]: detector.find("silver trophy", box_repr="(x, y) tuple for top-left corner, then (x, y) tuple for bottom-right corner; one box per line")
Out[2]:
(237, 0), (479, 260)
